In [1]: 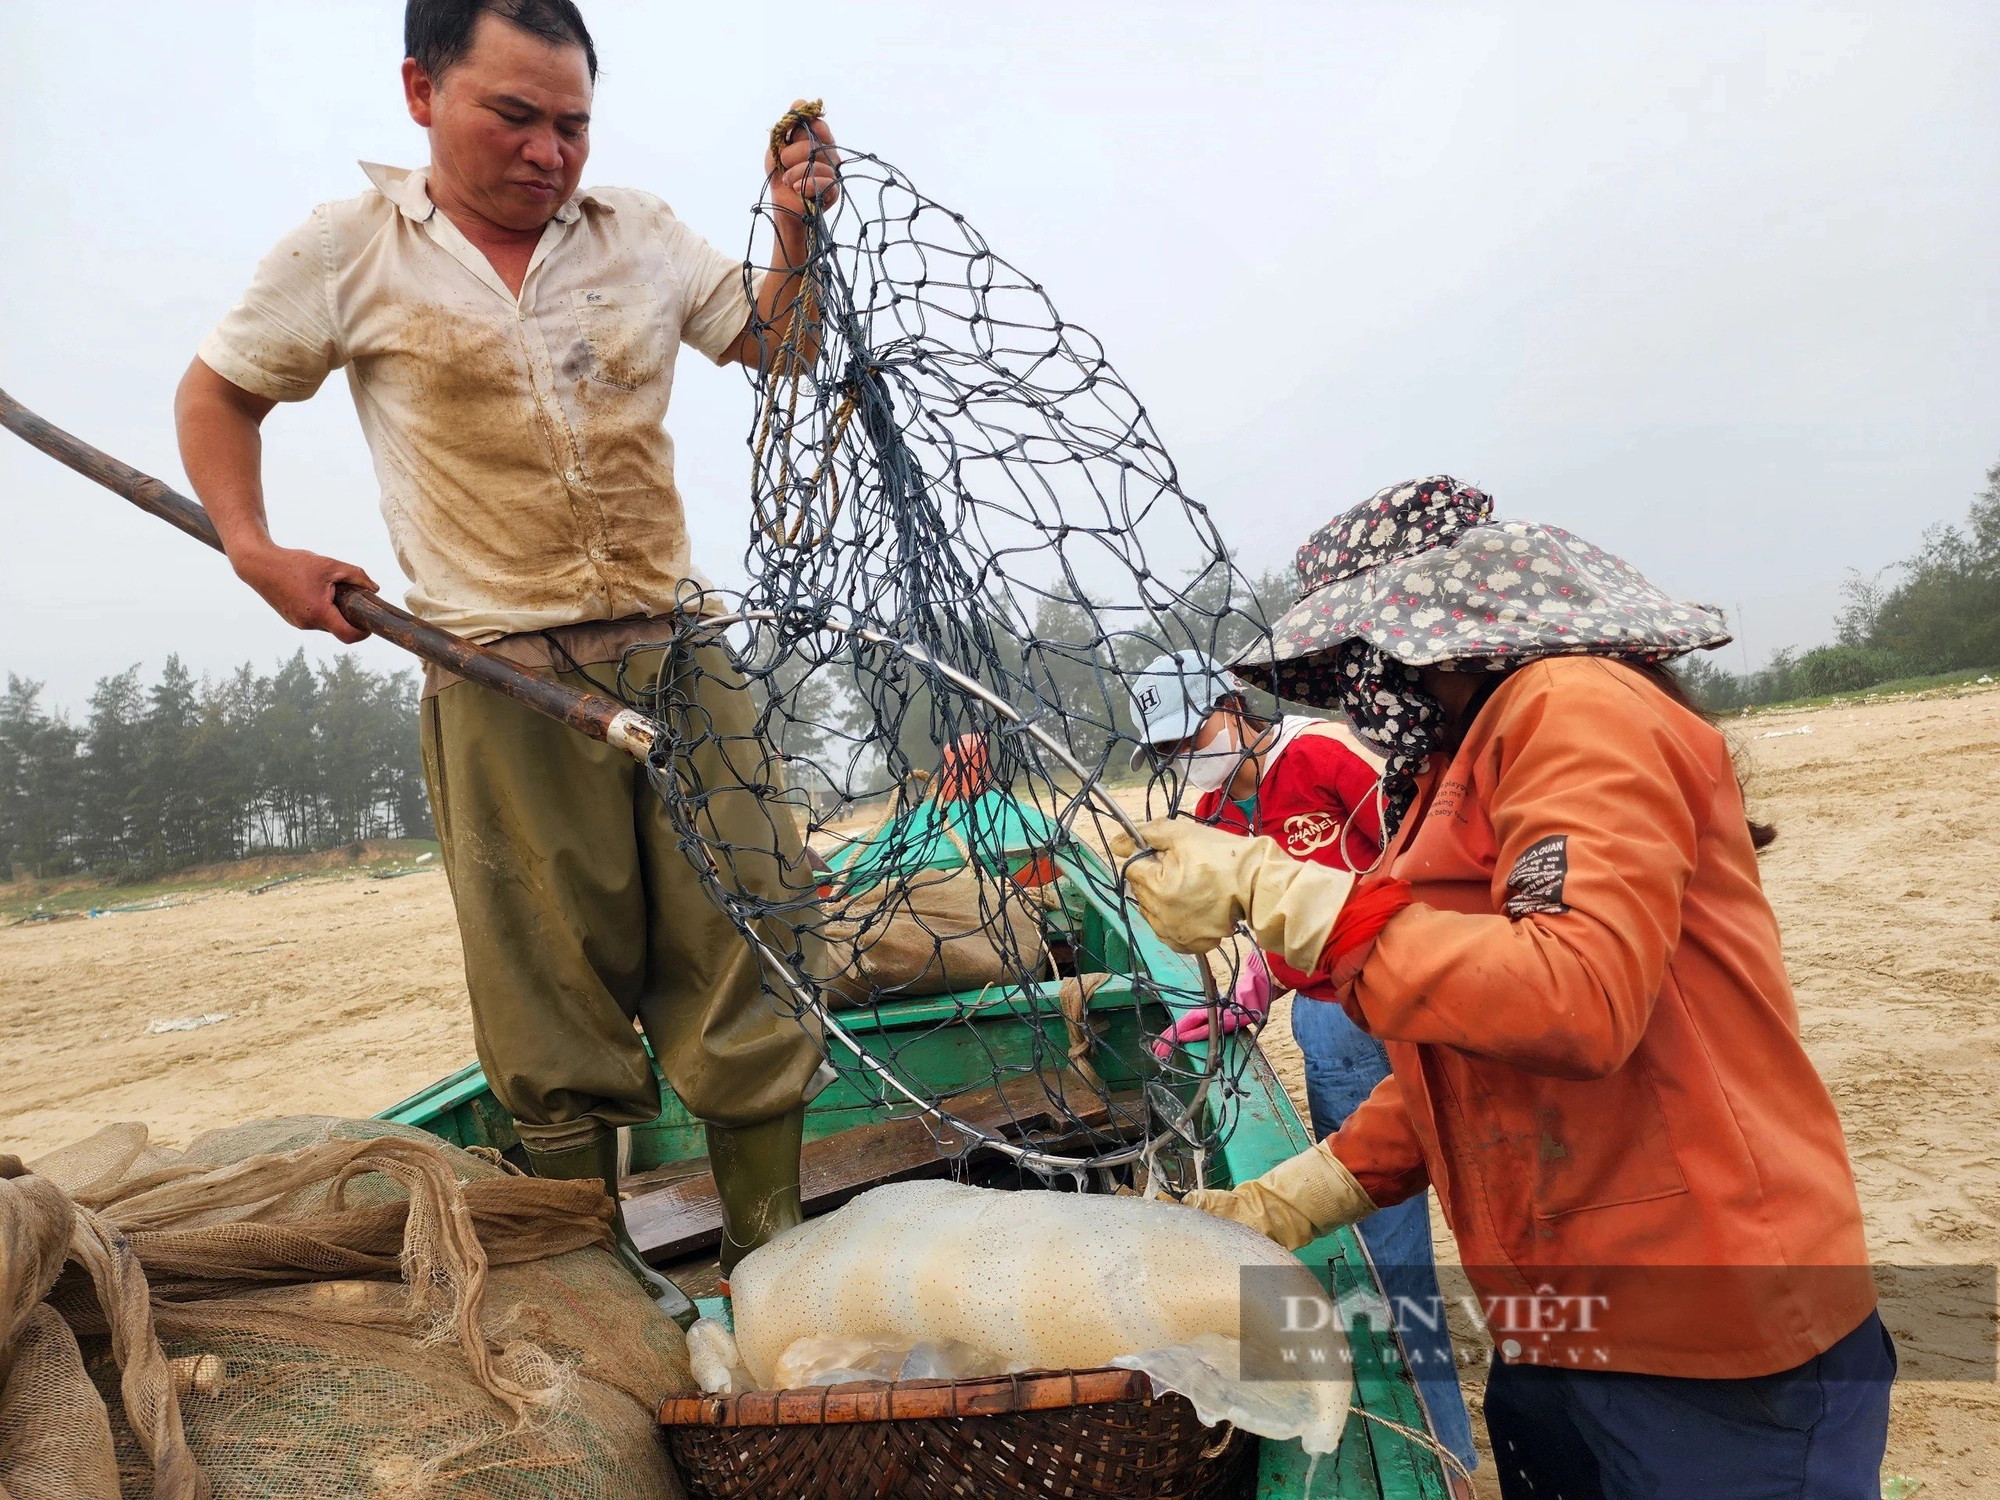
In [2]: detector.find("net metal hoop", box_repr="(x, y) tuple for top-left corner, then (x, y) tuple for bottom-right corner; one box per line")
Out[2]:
(657, 607), (1232, 1178)
(633, 115), (1284, 1184)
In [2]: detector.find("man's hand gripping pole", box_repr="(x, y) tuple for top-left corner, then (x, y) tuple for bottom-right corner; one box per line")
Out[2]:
(0, 386), (659, 764)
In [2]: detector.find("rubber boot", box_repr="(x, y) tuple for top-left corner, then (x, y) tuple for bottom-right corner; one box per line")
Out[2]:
(706, 1105), (805, 1279)
(523, 1132), (699, 1330)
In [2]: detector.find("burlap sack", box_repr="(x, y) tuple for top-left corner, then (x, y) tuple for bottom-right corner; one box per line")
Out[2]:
(818, 863), (1050, 1008)
(0, 1163), (125, 1499)
(2, 1117), (695, 1500)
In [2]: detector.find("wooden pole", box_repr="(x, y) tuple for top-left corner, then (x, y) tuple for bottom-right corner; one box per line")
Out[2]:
(0, 386), (660, 763)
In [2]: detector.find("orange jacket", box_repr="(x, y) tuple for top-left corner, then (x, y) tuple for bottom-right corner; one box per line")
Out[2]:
(1327, 657), (1874, 1378)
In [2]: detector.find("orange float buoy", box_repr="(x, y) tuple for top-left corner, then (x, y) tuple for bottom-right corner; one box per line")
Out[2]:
(932, 733), (992, 803)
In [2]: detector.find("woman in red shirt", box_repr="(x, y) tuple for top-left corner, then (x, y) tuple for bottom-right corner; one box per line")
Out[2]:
(1127, 651), (1477, 1477)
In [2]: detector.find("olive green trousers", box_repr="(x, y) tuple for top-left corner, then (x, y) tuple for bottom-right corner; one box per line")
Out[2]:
(420, 641), (824, 1146)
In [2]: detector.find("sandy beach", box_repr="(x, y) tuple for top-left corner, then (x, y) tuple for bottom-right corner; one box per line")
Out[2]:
(3, 683), (1994, 1491)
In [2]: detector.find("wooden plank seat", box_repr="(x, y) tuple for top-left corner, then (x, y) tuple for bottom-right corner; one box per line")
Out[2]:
(624, 1073), (1138, 1263)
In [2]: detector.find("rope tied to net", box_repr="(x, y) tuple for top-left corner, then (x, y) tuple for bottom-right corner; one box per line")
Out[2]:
(767, 97), (826, 168)
(751, 375), (857, 549)
(1056, 973), (1113, 1092)
(749, 98), (854, 550)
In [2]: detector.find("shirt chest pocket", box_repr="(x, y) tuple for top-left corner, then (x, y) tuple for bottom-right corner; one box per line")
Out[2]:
(571, 285), (667, 391)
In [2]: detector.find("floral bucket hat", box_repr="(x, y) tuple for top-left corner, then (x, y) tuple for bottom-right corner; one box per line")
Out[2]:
(1229, 475), (1732, 704)
(1228, 476), (1732, 831)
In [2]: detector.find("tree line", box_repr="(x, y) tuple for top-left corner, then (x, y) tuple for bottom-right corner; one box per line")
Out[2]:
(1678, 459), (2000, 710)
(13, 461), (1988, 881)
(0, 652), (431, 883)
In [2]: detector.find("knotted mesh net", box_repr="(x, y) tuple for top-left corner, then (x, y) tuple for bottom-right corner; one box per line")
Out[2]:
(3, 1118), (692, 1500)
(616, 108), (1283, 1182)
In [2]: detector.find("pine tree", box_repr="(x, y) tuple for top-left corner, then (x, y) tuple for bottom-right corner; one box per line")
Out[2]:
(261, 651), (323, 850)
(77, 667), (145, 874)
(0, 678), (83, 879)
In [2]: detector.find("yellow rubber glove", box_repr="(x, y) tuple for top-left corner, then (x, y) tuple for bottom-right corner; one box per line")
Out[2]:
(1181, 1142), (1378, 1251)
(1110, 819), (1356, 970)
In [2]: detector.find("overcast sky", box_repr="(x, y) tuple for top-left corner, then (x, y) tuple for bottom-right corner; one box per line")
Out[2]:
(3, 1), (1995, 709)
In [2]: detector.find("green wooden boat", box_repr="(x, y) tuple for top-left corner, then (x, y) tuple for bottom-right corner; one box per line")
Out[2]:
(380, 789), (1451, 1499)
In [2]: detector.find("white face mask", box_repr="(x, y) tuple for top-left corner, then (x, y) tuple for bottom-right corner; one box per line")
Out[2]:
(1170, 718), (1244, 795)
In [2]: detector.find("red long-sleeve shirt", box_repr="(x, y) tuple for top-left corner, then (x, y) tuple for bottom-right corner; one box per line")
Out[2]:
(1196, 720), (1384, 1004)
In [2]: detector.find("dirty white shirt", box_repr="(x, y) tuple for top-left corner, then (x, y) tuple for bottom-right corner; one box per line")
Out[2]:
(198, 162), (752, 641)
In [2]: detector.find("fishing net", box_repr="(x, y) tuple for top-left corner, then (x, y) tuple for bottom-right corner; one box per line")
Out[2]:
(1, 1117), (695, 1500)
(606, 105), (1284, 1182)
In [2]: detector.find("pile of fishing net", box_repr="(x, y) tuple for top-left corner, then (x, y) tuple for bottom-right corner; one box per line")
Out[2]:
(0, 1116), (695, 1499)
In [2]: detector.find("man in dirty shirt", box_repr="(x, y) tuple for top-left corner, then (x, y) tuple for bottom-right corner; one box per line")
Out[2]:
(172, 0), (837, 1319)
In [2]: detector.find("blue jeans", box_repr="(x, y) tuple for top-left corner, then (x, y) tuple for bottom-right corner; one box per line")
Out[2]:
(1483, 1310), (1895, 1499)
(1291, 996), (1478, 1473)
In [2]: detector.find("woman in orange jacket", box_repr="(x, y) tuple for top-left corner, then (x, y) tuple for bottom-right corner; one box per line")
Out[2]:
(1114, 478), (1892, 1500)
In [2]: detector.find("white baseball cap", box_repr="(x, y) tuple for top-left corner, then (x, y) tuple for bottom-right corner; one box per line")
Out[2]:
(1126, 651), (1241, 769)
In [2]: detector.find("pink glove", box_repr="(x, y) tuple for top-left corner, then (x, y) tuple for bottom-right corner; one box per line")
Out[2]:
(1151, 948), (1274, 1060)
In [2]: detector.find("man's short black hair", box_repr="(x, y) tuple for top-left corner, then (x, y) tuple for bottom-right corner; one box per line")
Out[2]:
(406, 0), (598, 83)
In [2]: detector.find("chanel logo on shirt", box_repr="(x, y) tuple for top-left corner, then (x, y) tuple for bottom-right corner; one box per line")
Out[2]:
(1284, 811), (1344, 854)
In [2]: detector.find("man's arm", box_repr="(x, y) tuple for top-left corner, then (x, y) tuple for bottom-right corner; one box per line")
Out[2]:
(724, 105), (841, 370)
(174, 357), (377, 643)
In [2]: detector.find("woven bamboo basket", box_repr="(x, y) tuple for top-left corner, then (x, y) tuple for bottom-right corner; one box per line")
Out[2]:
(658, 1366), (1258, 1500)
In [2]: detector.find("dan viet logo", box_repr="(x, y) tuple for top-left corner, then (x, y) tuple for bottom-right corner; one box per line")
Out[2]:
(1249, 1278), (1614, 1377)
(1241, 1264), (1998, 1383)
